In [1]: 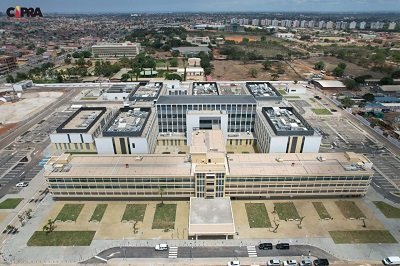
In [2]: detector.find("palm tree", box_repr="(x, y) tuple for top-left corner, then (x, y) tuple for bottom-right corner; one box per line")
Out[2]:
(272, 73), (279, 81)
(42, 219), (56, 234)
(159, 187), (165, 205)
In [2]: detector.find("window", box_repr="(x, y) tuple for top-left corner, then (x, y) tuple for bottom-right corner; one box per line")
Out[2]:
(132, 143), (135, 149)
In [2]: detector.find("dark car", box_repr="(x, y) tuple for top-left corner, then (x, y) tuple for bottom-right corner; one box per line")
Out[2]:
(276, 243), (290, 249)
(258, 243), (273, 250)
(313, 259), (329, 266)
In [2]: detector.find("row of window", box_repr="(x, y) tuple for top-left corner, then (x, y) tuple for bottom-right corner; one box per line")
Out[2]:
(48, 178), (194, 183)
(53, 191), (194, 196)
(51, 184), (195, 189)
(226, 176), (370, 182)
(157, 105), (256, 112)
(225, 189), (366, 195)
(226, 183), (368, 188)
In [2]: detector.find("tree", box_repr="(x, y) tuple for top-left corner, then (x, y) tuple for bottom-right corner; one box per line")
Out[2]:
(6, 75), (14, 83)
(276, 54), (284, 61)
(379, 76), (394, 85)
(343, 79), (358, 90)
(165, 73), (182, 81)
(241, 37), (250, 43)
(340, 97), (355, 108)
(64, 58), (71, 64)
(169, 58), (178, 67)
(18, 214), (25, 226)
(272, 73), (279, 81)
(338, 62), (347, 70)
(159, 187), (165, 205)
(36, 47), (46, 55)
(121, 73), (130, 82)
(76, 57), (86, 67)
(362, 93), (375, 102)
(171, 50), (180, 57)
(262, 61), (272, 70)
(314, 61), (325, 70)
(42, 219), (56, 234)
(354, 75), (372, 84)
(248, 68), (258, 78)
(332, 66), (344, 77)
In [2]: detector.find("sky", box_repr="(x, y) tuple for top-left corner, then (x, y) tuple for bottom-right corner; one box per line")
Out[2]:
(1, 0), (400, 13)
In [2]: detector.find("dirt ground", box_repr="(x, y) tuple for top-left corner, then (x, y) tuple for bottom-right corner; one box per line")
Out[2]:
(0, 123), (17, 137)
(211, 60), (302, 81)
(298, 56), (385, 79)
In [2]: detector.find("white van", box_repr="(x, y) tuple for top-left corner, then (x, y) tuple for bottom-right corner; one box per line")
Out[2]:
(383, 257), (400, 265)
(155, 244), (168, 251)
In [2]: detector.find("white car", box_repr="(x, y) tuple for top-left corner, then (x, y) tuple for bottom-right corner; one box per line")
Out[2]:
(284, 260), (298, 266)
(268, 260), (282, 266)
(155, 244), (168, 251)
(383, 257), (400, 265)
(228, 261), (240, 266)
(300, 260), (312, 266)
(16, 182), (29, 187)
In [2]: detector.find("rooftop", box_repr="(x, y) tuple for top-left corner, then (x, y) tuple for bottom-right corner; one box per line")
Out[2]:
(189, 198), (235, 236)
(192, 82), (219, 96)
(315, 80), (346, 88)
(46, 154), (192, 177)
(227, 152), (373, 177)
(380, 85), (400, 92)
(191, 130), (226, 154)
(246, 82), (281, 98)
(93, 42), (139, 47)
(171, 46), (210, 53)
(262, 107), (315, 136)
(106, 84), (136, 94)
(56, 107), (106, 133)
(156, 95), (257, 105)
(130, 82), (162, 100)
(103, 107), (150, 137)
(218, 83), (248, 95)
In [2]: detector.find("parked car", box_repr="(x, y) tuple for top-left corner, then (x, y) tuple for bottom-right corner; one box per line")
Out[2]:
(228, 261), (240, 266)
(155, 244), (168, 251)
(300, 260), (312, 266)
(276, 243), (290, 249)
(283, 260), (298, 266)
(16, 182), (29, 187)
(313, 259), (329, 266)
(267, 259), (281, 266)
(383, 257), (400, 265)
(258, 242), (273, 250)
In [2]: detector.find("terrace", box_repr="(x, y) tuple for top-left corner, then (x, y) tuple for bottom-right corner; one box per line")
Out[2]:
(218, 83), (248, 95)
(103, 108), (150, 137)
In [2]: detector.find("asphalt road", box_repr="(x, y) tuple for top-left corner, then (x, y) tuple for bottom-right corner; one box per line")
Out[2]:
(82, 245), (335, 264)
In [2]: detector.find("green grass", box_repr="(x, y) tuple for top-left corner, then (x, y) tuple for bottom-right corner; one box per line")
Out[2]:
(152, 204), (177, 230)
(312, 108), (332, 115)
(81, 97), (98, 100)
(329, 230), (397, 244)
(245, 203), (271, 228)
(0, 198), (23, 209)
(89, 204), (108, 222)
(278, 89), (287, 95)
(27, 231), (95, 246)
(122, 204), (147, 222)
(335, 201), (366, 219)
(312, 202), (332, 219)
(373, 201), (400, 218)
(284, 96), (301, 99)
(274, 202), (300, 220)
(55, 204), (84, 222)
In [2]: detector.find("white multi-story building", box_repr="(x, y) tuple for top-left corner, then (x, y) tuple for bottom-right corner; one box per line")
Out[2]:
(308, 20), (315, 28)
(318, 21), (326, 29)
(300, 20), (307, 28)
(388, 22), (397, 30)
(349, 21), (357, 29)
(252, 19), (259, 26)
(341, 22), (348, 30)
(92, 42), (141, 58)
(326, 21), (334, 29)
(359, 21), (367, 29)
(186, 36), (211, 47)
(272, 19), (279, 26)
(292, 20), (300, 28)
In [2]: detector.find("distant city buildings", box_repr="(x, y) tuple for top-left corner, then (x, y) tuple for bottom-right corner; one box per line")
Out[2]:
(0, 55), (18, 75)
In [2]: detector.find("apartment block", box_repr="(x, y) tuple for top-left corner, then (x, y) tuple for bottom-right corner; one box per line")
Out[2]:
(92, 42), (141, 58)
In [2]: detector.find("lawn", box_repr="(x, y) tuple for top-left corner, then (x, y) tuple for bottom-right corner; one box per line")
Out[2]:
(274, 202), (300, 220)
(55, 204), (84, 222)
(278, 89), (287, 95)
(89, 204), (108, 222)
(329, 230), (397, 244)
(312, 108), (332, 115)
(152, 204), (177, 230)
(284, 96), (301, 99)
(27, 231), (96, 246)
(245, 203), (271, 228)
(0, 198), (23, 209)
(312, 202), (332, 219)
(122, 204), (147, 222)
(335, 201), (365, 219)
(373, 201), (400, 218)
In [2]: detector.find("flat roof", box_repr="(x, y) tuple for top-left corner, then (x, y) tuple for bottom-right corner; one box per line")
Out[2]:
(171, 47), (210, 53)
(191, 130), (226, 154)
(103, 108), (150, 137)
(227, 153), (373, 177)
(56, 107), (106, 134)
(218, 83), (248, 95)
(315, 80), (346, 88)
(47, 154), (192, 177)
(380, 85), (400, 92)
(156, 95), (257, 105)
(189, 198), (235, 236)
(246, 82), (281, 98)
(262, 107), (315, 136)
(192, 82), (219, 96)
(106, 84), (136, 94)
(130, 82), (162, 100)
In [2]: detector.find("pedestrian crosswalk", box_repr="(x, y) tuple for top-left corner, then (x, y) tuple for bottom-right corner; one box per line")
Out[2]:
(247, 245), (257, 257)
(168, 246), (178, 258)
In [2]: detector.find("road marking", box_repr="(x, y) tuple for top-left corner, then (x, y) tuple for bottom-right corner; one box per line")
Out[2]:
(107, 251), (120, 258)
(94, 255), (107, 262)
(168, 247), (178, 259)
(247, 245), (257, 257)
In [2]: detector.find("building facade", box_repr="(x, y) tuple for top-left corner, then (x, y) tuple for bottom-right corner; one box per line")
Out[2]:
(92, 42), (141, 58)
(0, 55), (17, 75)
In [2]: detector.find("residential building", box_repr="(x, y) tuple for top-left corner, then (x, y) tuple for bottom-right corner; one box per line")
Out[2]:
(326, 21), (334, 29)
(252, 19), (259, 26)
(177, 67), (205, 81)
(300, 20), (307, 28)
(349, 21), (357, 29)
(92, 42), (141, 58)
(0, 55), (17, 75)
(388, 22), (397, 30)
(308, 20), (315, 28)
(318, 21), (326, 29)
(359, 21), (367, 29)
